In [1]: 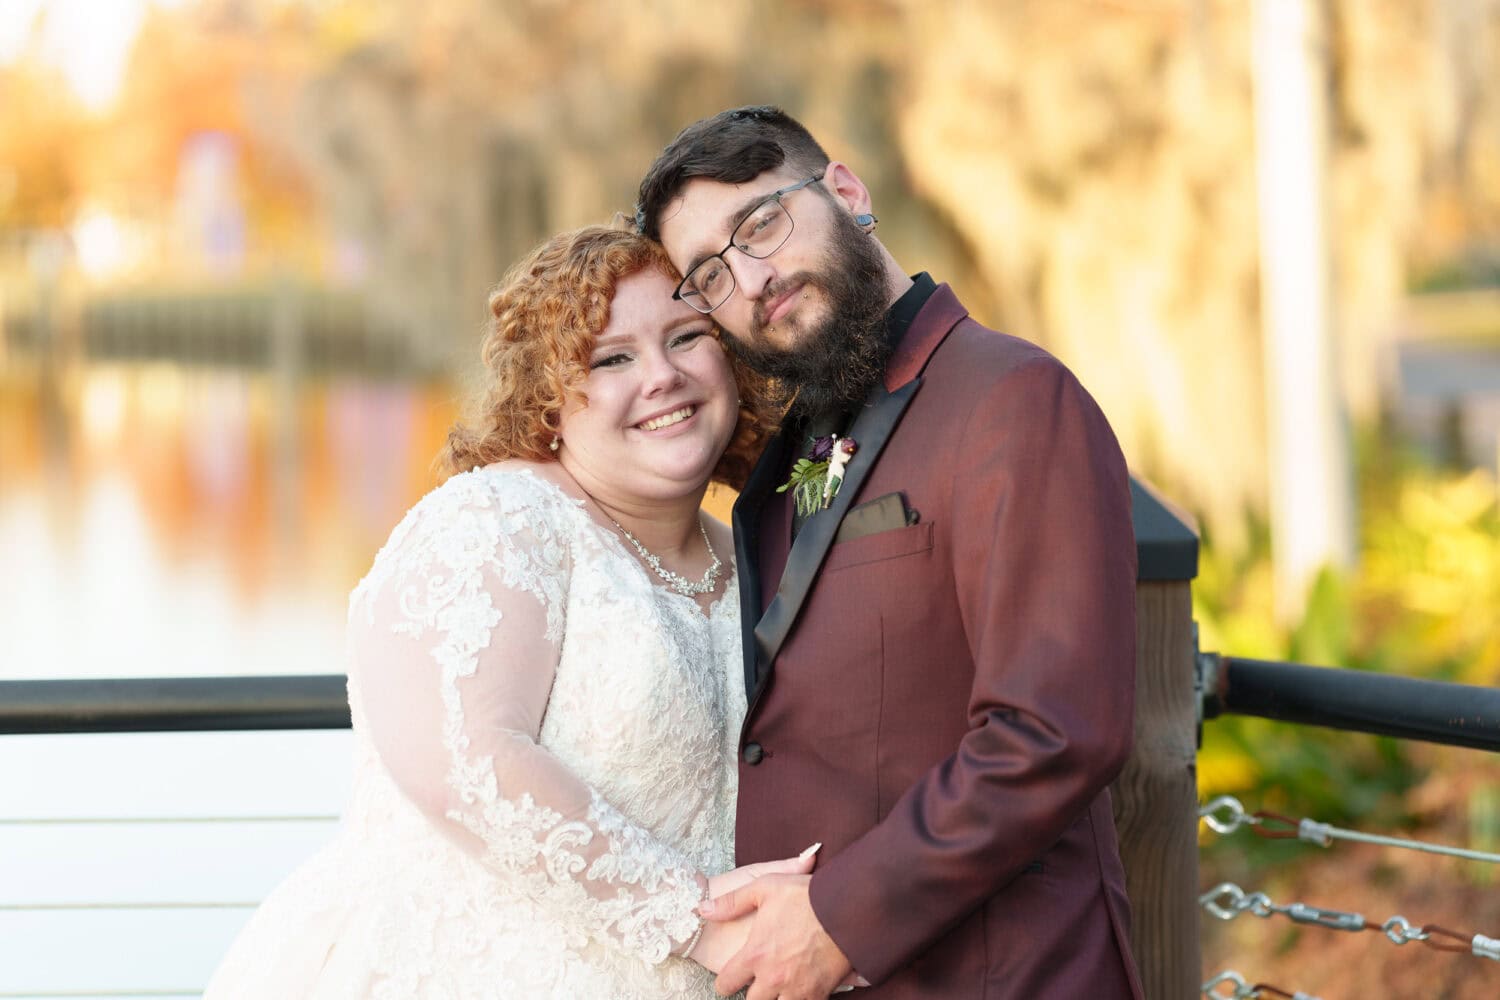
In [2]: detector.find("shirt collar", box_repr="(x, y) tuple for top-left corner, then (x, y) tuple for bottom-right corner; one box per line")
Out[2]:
(883, 272), (937, 351)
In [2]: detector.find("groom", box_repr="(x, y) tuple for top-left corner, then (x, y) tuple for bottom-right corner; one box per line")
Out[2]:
(637, 107), (1143, 999)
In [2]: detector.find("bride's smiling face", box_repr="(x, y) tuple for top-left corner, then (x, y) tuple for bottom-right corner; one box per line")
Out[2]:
(556, 267), (738, 504)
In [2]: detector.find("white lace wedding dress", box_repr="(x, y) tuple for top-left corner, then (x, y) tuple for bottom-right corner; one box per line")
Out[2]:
(205, 464), (744, 999)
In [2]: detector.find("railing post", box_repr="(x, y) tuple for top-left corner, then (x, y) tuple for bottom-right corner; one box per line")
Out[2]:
(1112, 478), (1200, 999)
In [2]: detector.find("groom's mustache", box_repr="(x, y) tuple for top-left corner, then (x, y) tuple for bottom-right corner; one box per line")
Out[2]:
(749, 271), (825, 344)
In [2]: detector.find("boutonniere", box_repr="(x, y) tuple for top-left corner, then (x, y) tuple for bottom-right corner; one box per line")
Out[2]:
(777, 434), (859, 517)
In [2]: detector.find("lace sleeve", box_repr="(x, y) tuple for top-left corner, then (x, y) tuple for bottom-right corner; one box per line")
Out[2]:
(347, 471), (706, 964)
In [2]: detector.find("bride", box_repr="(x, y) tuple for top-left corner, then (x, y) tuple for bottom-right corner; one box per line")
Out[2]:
(204, 226), (807, 998)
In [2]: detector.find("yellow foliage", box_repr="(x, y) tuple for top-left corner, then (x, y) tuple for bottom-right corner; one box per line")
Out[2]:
(1197, 742), (1261, 799)
(1193, 456), (1500, 812)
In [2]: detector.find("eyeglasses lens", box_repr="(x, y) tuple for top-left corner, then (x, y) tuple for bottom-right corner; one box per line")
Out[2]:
(681, 197), (795, 313)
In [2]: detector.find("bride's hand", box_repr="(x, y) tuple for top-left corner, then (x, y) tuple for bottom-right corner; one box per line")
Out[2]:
(834, 972), (873, 991)
(707, 842), (821, 900)
(683, 907), (751, 973)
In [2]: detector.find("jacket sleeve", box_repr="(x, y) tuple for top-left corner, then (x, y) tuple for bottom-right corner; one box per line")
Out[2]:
(348, 475), (707, 965)
(807, 355), (1137, 983)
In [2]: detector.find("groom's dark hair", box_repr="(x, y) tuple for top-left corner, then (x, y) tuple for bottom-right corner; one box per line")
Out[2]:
(635, 106), (830, 240)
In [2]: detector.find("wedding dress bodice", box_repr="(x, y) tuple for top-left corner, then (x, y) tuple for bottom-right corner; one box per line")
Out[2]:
(204, 464), (744, 999)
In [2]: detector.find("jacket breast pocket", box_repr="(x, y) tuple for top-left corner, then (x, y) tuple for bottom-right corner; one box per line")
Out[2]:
(822, 521), (933, 572)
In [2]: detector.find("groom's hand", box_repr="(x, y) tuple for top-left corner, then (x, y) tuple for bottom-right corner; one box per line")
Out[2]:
(702, 873), (853, 999)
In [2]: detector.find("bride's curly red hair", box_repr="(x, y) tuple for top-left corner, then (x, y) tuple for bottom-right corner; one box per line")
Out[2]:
(442, 226), (775, 489)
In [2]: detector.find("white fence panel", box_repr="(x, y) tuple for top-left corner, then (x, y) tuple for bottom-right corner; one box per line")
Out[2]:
(0, 730), (352, 998)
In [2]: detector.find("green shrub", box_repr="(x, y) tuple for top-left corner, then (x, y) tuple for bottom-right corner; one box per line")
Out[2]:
(1194, 435), (1499, 867)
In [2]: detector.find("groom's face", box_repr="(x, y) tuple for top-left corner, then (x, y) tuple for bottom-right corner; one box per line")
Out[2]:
(657, 168), (844, 355)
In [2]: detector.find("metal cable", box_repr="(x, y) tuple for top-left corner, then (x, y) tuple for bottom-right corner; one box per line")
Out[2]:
(1199, 794), (1500, 865)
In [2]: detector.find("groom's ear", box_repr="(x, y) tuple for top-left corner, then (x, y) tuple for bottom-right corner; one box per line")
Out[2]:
(822, 161), (874, 219)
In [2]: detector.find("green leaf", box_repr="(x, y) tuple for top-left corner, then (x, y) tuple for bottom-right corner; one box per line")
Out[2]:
(793, 478), (821, 517)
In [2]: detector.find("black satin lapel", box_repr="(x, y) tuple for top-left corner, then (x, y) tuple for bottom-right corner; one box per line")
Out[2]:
(751, 377), (922, 683)
(732, 432), (791, 698)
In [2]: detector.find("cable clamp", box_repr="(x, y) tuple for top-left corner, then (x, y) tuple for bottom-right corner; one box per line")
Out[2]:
(1297, 818), (1334, 846)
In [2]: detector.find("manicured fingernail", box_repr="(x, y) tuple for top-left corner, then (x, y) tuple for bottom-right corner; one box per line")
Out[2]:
(697, 897), (715, 916)
(834, 987), (855, 994)
(798, 842), (822, 860)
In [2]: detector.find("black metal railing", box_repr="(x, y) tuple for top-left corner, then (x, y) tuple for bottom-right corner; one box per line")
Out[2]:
(8, 656), (1499, 749)
(0, 675), (350, 735)
(1198, 652), (1500, 753)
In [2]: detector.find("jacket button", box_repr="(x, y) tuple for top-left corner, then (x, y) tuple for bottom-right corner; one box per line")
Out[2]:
(742, 742), (764, 765)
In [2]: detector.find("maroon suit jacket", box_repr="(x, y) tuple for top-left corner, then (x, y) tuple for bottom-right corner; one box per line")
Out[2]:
(731, 284), (1144, 998)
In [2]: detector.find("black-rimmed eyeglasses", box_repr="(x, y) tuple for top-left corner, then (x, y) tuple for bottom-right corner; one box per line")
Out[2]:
(672, 172), (825, 314)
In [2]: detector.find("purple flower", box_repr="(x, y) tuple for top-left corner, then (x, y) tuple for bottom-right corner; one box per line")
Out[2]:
(810, 435), (836, 461)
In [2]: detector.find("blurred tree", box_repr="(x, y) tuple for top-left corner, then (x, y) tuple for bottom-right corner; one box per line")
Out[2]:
(0, 66), (85, 229)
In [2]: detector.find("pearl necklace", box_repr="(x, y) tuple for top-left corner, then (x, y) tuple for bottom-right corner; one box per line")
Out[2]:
(611, 517), (722, 597)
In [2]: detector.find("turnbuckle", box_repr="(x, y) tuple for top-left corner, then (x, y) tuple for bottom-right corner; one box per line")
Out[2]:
(1282, 902), (1367, 932)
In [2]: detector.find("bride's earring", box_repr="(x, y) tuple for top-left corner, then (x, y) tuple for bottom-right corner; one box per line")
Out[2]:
(549, 436), (560, 452)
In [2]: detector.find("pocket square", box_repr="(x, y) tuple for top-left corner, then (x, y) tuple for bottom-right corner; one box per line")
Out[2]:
(834, 492), (917, 544)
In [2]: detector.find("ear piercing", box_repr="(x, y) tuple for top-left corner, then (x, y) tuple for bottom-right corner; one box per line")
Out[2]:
(854, 212), (878, 232)
(549, 436), (560, 452)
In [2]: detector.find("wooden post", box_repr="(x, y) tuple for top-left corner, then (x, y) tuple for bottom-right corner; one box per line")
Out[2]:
(1112, 479), (1201, 999)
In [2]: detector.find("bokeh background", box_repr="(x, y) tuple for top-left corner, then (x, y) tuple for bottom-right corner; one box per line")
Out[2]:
(2, 0), (1499, 994)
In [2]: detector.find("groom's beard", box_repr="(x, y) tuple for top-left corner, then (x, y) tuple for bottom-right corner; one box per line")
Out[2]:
(723, 209), (892, 425)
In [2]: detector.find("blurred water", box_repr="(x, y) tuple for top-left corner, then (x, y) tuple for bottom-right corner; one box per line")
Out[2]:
(0, 365), (454, 681)
(0, 474), (349, 679)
